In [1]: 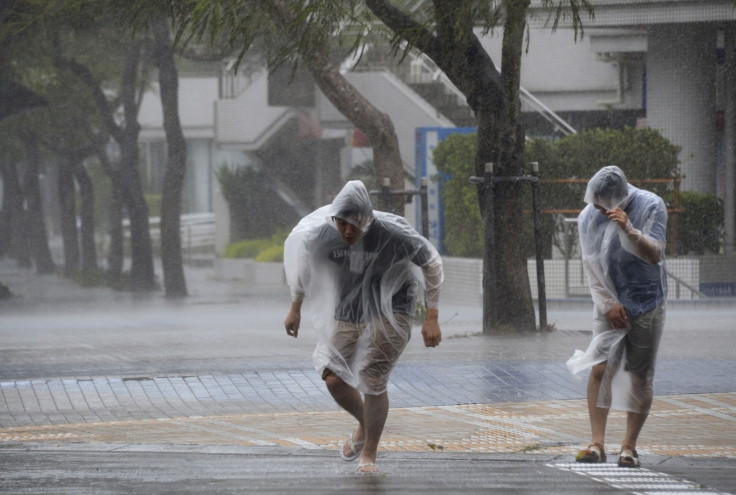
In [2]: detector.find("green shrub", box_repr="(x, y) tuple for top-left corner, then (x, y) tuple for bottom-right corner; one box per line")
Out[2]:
(434, 127), (688, 258)
(215, 166), (299, 240)
(268, 229), (290, 246)
(255, 244), (284, 262)
(223, 239), (270, 258)
(432, 133), (483, 257)
(145, 193), (162, 218)
(223, 229), (290, 260)
(665, 191), (724, 255)
(72, 268), (109, 288)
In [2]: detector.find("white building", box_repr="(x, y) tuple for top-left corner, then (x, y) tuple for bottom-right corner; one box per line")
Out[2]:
(137, 0), (736, 255)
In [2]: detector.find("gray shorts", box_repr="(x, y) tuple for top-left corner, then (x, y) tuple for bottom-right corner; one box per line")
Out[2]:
(594, 304), (665, 379)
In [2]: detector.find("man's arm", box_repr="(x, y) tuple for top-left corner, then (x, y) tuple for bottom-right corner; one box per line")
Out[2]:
(605, 207), (665, 265)
(284, 292), (303, 338)
(420, 253), (443, 347)
(421, 308), (441, 347)
(582, 257), (628, 330)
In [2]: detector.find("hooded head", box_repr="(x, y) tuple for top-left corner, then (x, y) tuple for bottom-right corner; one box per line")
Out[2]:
(327, 180), (374, 244)
(584, 165), (630, 211)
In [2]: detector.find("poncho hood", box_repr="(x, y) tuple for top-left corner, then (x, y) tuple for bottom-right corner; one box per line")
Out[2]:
(583, 165), (631, 211)
(326, 180), (374, 232)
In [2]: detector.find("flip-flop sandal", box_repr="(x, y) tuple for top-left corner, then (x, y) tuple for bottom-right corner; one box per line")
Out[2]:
(340, 430), (364, 462)
(355, 462), (379, 475)
(617, 448), (640, 468)
(576, 443), (606, 463)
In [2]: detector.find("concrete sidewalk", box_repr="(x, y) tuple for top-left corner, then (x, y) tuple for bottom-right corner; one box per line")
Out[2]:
(1, 259), (735, 494)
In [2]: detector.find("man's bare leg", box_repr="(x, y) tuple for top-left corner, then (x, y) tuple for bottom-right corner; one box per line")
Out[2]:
(324, 373), (366, 455)
(621, 375), (652, 451)
(324, 374), (389, 471)
(357, 391), (389, 472)
(587, 362), (609, 452)
(622, 412), (647, 451)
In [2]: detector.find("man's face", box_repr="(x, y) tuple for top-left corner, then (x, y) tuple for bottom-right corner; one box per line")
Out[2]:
(594, 203), (609, 215)
(334, 217), (363, 245)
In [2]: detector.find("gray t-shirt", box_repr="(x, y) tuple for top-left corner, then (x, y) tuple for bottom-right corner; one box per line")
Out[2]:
(315, 217), (432, 322)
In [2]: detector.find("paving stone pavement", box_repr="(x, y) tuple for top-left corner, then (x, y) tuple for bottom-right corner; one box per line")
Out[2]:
(1, 259), (735, 494)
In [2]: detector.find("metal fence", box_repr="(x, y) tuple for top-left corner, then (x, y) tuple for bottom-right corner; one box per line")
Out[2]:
(441, 249), (736, 307)
(549, 219), (736, 301)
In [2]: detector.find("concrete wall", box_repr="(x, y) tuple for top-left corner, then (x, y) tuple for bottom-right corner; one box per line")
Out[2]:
(139, 77), (218, 140)
(440, 256), (710, 306)
(647, 24), (718, 194)
(211, 255), (730, 306)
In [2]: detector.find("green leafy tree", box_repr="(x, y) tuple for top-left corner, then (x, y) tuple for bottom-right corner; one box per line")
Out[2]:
(3, 3), (122, 279)
(0, 5), (52, 273)
(3, 0), (195, 295)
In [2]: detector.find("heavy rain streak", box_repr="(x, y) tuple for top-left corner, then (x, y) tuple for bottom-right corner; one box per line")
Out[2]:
(0, 1), (735, 493)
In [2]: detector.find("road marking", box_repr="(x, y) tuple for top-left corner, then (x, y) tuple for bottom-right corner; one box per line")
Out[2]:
(547, 462), (732, 495)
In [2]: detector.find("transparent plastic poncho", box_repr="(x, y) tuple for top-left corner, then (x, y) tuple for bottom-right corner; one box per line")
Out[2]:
(284, 180), (443, 394)
(567, 166), (668, 414)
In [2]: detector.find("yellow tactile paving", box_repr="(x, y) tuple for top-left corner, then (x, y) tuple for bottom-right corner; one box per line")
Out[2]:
(1, 393), (734, 458)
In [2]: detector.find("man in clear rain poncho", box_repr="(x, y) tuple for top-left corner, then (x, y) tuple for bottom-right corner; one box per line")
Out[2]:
(283, 180), (443, 475)
(567, 166), (667, 468)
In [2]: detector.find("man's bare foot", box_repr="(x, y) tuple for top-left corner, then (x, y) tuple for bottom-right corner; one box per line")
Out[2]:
(340, 428), (364, 461)
(356, 462), (379, 475)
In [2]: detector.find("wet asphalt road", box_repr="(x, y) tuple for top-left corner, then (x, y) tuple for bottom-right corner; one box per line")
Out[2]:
(1, 260), (735, 494)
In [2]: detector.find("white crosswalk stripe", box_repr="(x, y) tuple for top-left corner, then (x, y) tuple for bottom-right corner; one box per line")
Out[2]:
(547, 462), (732, 495)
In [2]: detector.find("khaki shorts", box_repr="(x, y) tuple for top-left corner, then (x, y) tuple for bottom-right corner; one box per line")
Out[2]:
(321, 313), (412, 394)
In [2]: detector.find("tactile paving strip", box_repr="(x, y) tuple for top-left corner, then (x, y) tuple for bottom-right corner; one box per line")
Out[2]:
(1, 393), (735, 460)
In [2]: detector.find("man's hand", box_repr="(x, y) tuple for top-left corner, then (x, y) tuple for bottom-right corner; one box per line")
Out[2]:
(421, 308), (442, 347)
(606, 303), (629, 330)
(284, 300), (302, 338)
(605, 207), (629, 229)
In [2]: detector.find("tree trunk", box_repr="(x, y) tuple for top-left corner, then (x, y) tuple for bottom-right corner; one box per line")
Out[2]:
(117, 45), (155, 292)
(21, 135), (56, 274)
(106, 185), (124, 284)
(270, 0), (406, 214)
(0, 162), (31, 268)
(152, 16), (188, 298)
(0, 164), (14, 258)
(71, 161), (98, 274)
(97, 150), (124, 284)
(367, 0), (536, 332)
(489, 0), (535, 332)
(119, 132), (155, 291)
(58, 159), (80, 277)
(58, 40), (155, 291)
(304, 51), (405, 214)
